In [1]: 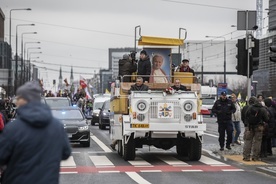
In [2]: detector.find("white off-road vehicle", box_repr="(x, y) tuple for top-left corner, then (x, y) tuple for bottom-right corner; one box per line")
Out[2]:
(110, 79), (206, 161)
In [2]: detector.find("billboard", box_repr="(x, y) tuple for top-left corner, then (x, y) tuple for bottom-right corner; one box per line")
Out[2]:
(143, 48), (171, 83)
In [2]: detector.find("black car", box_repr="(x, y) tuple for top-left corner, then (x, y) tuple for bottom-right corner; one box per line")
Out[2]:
(51, 107), (90, 147)
(98, 100), (110, 130)
(44, 97), (71, 108)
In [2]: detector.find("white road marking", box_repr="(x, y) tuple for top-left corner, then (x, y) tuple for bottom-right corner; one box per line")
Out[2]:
(89, 156), (114, 167)
(98, 171), (120, 173)
(60, 156), (76, 168)
(91, 135), (112, 153)
(200, 155), (228, 166)
(182, 170), (203, 172)
(140, 170), (162, 172)
(128, 157), (152, 167)
(204, 133), (219, 138)
(222, 169), (244, 172)
(126, 172), (151, 184)
(60, 172), (78, 174)
(158, 156), (190, 166)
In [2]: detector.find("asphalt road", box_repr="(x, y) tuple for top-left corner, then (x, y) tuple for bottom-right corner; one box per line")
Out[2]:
(59, 117), (276, 184)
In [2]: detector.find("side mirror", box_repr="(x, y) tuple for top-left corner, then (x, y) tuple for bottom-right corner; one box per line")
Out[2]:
(98, 108), (102, 110)
(108, 109), (110, 112)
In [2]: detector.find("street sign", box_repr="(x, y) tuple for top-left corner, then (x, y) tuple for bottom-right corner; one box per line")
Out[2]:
(237, 11), (257, 30)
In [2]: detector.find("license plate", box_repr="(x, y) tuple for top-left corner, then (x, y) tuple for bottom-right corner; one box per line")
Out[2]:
(130, 124), (149, 128)
(67, 134), (72, 138)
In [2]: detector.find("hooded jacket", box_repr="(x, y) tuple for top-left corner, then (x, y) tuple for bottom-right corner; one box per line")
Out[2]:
(137, 56), (151, 82)
(118, 59), (137, 82)
(0, 102), (71, 184)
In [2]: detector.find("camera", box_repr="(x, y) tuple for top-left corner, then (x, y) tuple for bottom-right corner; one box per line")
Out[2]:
(130, 51), (137, 62)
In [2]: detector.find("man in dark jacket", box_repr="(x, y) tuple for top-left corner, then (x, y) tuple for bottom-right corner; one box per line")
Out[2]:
(129, 77), (149, 92)
(137, 50), (151, 83)
(179, 59), (195, 76)
(171, 79), (187, 91)
(212, 91), (236, 151)
(119, 54), (137, 82)
(0, 82), (71, 184)
(242, 96), (269, 161)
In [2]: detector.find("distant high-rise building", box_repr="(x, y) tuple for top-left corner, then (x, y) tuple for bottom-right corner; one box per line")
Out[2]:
(269, 0), (276, 31)
(0, 8), (4, 41)
(58, 67), (63, 89)
(70, 66), (74, 84)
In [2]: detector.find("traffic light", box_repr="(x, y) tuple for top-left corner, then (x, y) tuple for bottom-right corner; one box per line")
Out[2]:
(270, 45), (276, 62)
(249, 38), (259, 76)
(236, 38), (247, 76)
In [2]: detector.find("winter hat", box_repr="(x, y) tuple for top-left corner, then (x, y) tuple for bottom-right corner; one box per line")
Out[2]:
(264, 98), (272, 107)
(248, 96), (258, 105)
(123, 54), (129, 59)
(140, 50), (147, 55)
(16, 81), (42, 102)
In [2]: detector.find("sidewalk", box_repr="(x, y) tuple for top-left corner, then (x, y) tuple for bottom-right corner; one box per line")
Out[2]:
(203, 143), (276, 177)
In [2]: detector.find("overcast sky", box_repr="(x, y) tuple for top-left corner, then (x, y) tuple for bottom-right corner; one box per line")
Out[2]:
(0, 0), (269, 88)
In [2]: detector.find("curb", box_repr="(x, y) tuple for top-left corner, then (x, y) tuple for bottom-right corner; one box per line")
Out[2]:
(256, 167), (276, 177)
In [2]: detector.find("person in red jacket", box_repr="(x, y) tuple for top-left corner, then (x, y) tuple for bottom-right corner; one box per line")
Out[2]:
(179, 59), (195, 76)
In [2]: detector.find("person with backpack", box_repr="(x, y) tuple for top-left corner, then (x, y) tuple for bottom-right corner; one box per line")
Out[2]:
(263, 98), (276, 156)
(242, 96), (269, 161)
(212, 91), (236, 151)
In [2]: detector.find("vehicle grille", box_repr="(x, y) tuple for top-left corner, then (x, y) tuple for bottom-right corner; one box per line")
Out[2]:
(149, 101), (181, 119)
(65, 126), (78, 134)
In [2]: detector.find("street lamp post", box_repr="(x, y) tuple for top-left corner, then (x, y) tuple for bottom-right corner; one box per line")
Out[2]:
(15, 23), (35, 93)
(9, 8), (31, 96)
(21, 32), (37, 84)
(28, 51), (42, 81)
(205, 35), (226, 83)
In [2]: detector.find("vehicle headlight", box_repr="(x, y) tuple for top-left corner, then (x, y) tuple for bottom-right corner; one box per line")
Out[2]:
(137, 101), (147, 112)
(103, 112), (108, 116)
(184, 114), (192, 122)
(183, 102), (193, 112)
(78, 125), (89, 131)
(137, 114), (145, 122)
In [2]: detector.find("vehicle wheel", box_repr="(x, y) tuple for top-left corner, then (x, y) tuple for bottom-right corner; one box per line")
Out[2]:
(176, 137), (189, 157)
(123, 134), (136, 161)
(99, 123), (103, 130)
(117, 140), (123, 156)
(91, 119), (95, 126)
(188, 136), (202, 161)
(82, 138), (90, 147)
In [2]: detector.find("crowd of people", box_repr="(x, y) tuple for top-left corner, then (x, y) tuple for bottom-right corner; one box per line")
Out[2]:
(212, 92), (276, 161)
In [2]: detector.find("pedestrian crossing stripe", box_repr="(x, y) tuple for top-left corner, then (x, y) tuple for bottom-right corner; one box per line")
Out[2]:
(60, 154), (244, 174)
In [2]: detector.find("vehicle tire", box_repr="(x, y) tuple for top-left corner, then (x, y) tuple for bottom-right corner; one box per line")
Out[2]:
(117, 140), (123, 156)
(188, 136), (202, 161)
(176, 138), (189, 157)
(91, 119), (95, 126)
(82, 138), (90, 147)
(123, 134), (136, 161)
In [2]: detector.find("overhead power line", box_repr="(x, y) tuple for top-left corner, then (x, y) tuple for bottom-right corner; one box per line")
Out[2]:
(32, 60), (106, 69)
(161, 0), (243, 10)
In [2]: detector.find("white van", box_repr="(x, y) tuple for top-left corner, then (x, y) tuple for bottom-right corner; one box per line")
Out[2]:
(91, 96), (110, 125)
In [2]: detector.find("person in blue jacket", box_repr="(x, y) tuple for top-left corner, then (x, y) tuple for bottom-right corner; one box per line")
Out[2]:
(0, 81), (71, 184)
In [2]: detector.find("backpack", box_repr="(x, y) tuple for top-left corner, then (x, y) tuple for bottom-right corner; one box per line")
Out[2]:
(246, 105), (262, 126)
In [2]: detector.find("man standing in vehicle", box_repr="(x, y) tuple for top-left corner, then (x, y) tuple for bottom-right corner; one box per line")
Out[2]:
(118, 54), (137, 82)
(212, 91), (236, 151)
(0, 81), (71, 184)
(137, 50), (151, 83)
(130, 77), (149, 92)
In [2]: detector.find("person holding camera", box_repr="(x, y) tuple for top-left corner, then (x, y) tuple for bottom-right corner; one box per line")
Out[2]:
(118, 54), (137, 82)
(212, 91), (236, 151)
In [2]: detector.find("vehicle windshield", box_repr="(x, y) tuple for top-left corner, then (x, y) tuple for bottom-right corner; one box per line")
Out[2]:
(51, 109), (83, 120)
(103, 101), (110, 110)
(202, 98), (215, 105)
(94, 102), (104, 109)
(45, 98), (70, 107)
